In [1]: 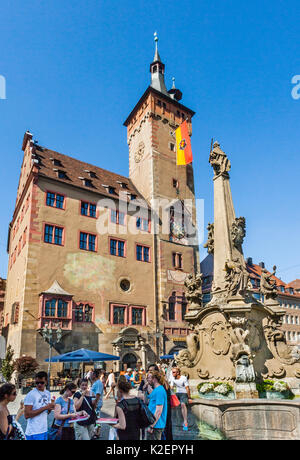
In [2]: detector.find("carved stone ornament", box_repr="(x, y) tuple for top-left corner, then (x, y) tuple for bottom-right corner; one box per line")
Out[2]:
(247, 320), (262, 352)
(228, 317), (251, 362)
(203, 222), (214, 254)
(184, 273), (203, 310)
(231, 217), (246, 248)
(134, 141), (145, 163)
(197, 368), (210, 379)
(264, 317), (300, 366)
(176, 329), (201, 368)
(208, 321), (231, 356)
(209, 141), (231, 176)
(235, 354), (256, 383)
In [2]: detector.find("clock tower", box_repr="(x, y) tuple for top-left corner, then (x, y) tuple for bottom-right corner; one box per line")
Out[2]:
(124, 35), (200, 355)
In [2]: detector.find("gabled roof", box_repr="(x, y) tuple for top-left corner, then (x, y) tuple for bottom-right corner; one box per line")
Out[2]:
(286, 279), (300, 290)
(34, 145), (146, 203)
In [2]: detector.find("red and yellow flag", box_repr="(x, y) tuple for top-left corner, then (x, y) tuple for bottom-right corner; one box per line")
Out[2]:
(175, 120), (193, 165)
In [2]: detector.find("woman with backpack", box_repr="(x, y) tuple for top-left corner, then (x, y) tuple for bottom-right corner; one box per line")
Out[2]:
(113, 377), (141, 440)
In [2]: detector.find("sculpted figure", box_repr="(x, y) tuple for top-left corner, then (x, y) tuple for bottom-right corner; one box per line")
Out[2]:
(260, 266), (278, 300)
(203, 222), (214, 254)
(224, 258), (251, 297)
(184, 273), (203, 310)
(235, 355), (256, 382)
(231, 217), (246, 248)
(264, 317), (300, 365)
(209, 141), (231, 176)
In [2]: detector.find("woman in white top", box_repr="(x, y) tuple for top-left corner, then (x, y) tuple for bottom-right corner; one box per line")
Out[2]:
(104, 370), (116, 399)
(169, 367), (192, 431)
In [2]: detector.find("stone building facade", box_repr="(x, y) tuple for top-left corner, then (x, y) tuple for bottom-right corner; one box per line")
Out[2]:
(1, 43), (199, 372)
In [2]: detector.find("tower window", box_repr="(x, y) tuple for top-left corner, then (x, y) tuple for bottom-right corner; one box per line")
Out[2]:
(157, 99), (161, 107)
(172, 252), (183, 269)
(168, 294), (176, 321)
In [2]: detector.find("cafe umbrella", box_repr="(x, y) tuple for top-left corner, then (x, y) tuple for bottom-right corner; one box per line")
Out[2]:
(45, 348), (120, 378)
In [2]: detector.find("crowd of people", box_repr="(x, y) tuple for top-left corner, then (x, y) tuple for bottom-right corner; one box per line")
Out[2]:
(0, 364), (193, 441)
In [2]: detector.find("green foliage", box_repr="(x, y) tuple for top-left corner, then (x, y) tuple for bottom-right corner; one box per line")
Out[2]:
(1, 345), (15, 382)
(256, 379), (293, 398)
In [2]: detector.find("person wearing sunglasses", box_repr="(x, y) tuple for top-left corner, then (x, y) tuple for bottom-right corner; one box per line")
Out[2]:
(0, 383), (25, 440)
(24, 371), (55, 440)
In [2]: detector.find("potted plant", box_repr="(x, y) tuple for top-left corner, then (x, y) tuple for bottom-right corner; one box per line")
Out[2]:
(256, 379), (293, 399)
(14, 355), (39, 394)
(197, 381), (234, 399)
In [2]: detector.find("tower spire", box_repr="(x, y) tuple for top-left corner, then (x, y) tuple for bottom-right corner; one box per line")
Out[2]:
(150, 32), (169, 96)
(153, 32), (161, 62)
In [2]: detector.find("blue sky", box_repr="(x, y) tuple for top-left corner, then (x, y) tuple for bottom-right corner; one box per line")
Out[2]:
(0, 0), (299, 282)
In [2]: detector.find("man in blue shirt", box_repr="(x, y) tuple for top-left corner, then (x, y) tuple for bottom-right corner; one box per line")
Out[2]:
(91, 369), (104, 439)
(146, 370), (168, 440)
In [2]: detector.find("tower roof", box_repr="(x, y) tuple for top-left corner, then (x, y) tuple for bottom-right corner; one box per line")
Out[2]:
(150, 32), (169, 96)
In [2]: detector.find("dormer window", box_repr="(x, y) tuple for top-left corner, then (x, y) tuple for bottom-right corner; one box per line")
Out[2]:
(57, 170), (67, 179)
(50, 158), (62, 167)
(116, 181), (128, 189)
(130, 194), (137, 201)
(84, 179), (93, 187)
(108, 186), (116, 194)
(84, 170), (97, 178)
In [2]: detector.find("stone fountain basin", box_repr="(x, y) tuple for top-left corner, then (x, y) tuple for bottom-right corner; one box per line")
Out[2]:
(189, 398), (300, 440)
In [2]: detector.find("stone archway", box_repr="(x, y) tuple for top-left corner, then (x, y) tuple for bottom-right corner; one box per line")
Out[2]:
(122, 352), (138, 371)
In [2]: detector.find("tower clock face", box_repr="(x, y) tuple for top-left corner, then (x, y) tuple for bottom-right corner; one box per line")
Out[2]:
(134, 141), (145, 163)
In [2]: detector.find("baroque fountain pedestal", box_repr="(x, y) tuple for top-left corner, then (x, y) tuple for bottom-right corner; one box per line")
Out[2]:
(175, 142), (300, 439)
